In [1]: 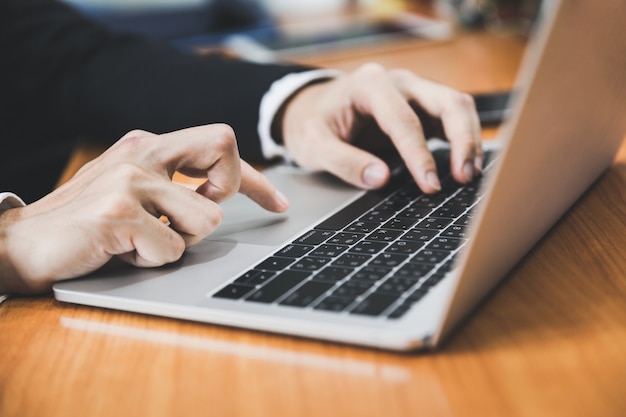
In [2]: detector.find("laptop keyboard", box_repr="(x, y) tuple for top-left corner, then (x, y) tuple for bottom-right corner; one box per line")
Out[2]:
(212, 149), (495, 319)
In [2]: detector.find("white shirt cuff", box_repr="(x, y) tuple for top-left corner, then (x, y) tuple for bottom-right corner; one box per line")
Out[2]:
(257, 68), (343, 161)
(0, 192), (26, 211)
(1, 192), (25, 304)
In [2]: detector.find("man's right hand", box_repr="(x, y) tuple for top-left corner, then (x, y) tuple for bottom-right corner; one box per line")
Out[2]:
(0, 124), (289, 294)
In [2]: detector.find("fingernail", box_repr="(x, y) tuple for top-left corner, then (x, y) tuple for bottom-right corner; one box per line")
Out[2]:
(463, 161), (474, 182)
(426, 171), (441, 192)
(275, 189), (290, 210)
(363, 163), (388, 188)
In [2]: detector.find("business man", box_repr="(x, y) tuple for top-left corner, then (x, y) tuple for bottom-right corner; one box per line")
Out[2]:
(0, 0), (482, 295)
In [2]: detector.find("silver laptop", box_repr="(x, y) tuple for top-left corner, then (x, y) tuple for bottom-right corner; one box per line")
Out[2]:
(54, 0), (626, 351)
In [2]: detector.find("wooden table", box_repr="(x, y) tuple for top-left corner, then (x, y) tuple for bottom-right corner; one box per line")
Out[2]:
(2, 28), (626, 417)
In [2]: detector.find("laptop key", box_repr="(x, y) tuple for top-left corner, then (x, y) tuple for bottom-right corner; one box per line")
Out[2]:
(370, 253), (408, 268)
(416, 217), (453, 230)
(431, 206), (467, 218)
(437, 260), (455, 273)
(316, 191), (386, 231)
(376, 277), (416, 296)
(213, 284), (256, 300)
(396, 263), (436, 279)
(279, 281), (335, 307)
(345, 221), (379, 233)
(309, 244), (349, 258)
(351, 266), (391, 282)
(234, 269), (276, 286)
(296, 230), (335, 245)
(332, 281), (374, 298)
(276, 244), (315, 258)
(350, 240), (388, 255)
(446, 191), (478, 207)
(406, 287), (429, 302)
(377, 198), (412, 212)
(256, 256), (295, 271)
(333, 253), (371, 268)
(386, 240), (424, 255)
(412, 194), (448, 208)
(441, 225), (468, 238)
(426, 237), (465, 251)
(421, 272), (447, 288)
(290, 256), (332, 271)
(314, 295), (355, 312)
(410, 249), (449, 264)
(327, 232), (366, 245)
(246, 270), (311, 303)
(397, 205), (432, 219)
(366, 228), (403, 242)
(350, 293), (398, 316)
(401, 228), (439, 242)
(360, 209), (396, 223)
(387, 301), (414, 319)
(312, 266), (354, 282)
(454, 214), (474, 227)
(382, 217), (418, 230)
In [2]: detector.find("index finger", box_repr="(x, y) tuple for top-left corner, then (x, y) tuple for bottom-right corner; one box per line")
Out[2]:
(350, 64), (442, 193)
(391, 71), (484, 183)
(157, 124), (242, 203)
(238, 161), (290, 213)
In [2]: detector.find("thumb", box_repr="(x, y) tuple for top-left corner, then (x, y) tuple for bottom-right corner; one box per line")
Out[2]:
(316, 138), (391, 190)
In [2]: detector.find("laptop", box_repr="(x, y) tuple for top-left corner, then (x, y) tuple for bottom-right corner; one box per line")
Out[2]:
(53, 0), (626, 351)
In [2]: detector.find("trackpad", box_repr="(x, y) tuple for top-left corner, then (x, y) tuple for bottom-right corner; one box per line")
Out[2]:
(206, 166), (362, 246)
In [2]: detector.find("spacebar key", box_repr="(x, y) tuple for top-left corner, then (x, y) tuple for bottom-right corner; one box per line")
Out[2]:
(350, 293), (398, 316)
(316, 191), (386, 231)
(246, 270), (311, 303)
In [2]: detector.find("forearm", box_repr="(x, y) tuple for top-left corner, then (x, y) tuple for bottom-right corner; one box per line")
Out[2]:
(1, 0), (311, 162)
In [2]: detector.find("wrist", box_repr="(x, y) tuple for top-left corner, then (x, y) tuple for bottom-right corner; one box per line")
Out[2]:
(0, 207), (26, 294)
(258, 69), (342, 161)
(270, 77), (332, 146)
(0, 207), (48, 294)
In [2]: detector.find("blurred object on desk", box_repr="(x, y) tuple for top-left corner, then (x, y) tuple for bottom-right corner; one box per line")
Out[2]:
(432, 0), (543, 34)
(61, 0), (279, 52)
(61, 0), (452, 59)
(224, 0), (453, 62)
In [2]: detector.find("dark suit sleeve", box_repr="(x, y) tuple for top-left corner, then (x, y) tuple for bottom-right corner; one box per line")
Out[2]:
(0, 0), (311, 163)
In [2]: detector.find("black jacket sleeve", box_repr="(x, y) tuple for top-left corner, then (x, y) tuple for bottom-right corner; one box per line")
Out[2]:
(0, 0), (311, 201)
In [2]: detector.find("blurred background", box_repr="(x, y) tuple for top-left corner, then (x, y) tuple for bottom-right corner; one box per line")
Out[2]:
(59, 0), (544, 56)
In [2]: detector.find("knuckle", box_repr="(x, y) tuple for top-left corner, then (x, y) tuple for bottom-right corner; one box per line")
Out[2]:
(450, 91), (476, 111)
(120, 129), (151, 140)
(92, 164), (155, 219)
(194, 202), (223, 237)
(96, 192), (140, 221)
(118, 129), (152, 147)
(219, 173), (241, 199)
(398, 108), (423, 129)
(210, 124), (237, 149)
(113, 162), (150, 183)
(355, 62), (387, 81)
(151, 234), (186, 267)
(167, 236), (187, 262)
(113, 129), (154, 156)
(206, 204), (223, 230)
(388, 67), (415, 82)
